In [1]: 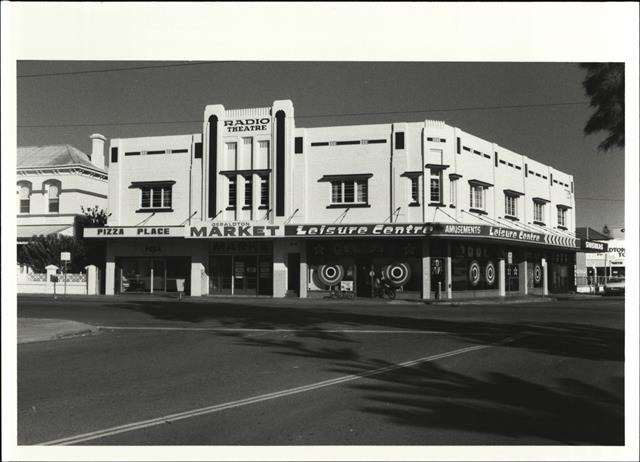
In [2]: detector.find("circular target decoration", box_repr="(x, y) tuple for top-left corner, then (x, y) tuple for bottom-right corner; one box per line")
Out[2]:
(534, 264), (542, 284)
(468, 260), (481, 287)
(382, 262), (412, 287)
(485, 261), (496, 286)
(316, 264), (345, 287)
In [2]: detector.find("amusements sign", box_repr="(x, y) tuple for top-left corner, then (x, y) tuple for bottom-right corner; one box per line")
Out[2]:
(435, 224), (578, 248)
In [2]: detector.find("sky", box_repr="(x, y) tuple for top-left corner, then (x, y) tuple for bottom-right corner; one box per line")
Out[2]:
(17, 60), (625, 229)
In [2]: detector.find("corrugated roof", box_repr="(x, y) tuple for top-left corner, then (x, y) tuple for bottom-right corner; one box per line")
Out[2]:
(17, 144), (104, 172)
(17, 224), (74, 240)
(575, 227), (611, 241)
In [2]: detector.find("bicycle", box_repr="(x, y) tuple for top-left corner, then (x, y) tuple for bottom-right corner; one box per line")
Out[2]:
(374, 281), (397, 300)
(328, 286), (355, 299)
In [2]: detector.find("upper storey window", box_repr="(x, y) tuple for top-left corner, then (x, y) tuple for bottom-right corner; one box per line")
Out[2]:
(467, 179), (492, 214)
(141, 185), (172, 210)
(319, 174), (372, 208)
(557, 206), (569, 229)
(130, 181), (175, 212)
(44, 180), (61, 213)
(532, 198), (549, 225)
(17, 181), (32, 214)
(470, 185), (484, 210)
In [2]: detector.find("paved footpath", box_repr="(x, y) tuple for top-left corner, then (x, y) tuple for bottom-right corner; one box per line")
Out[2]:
(17, 318), (99, 344)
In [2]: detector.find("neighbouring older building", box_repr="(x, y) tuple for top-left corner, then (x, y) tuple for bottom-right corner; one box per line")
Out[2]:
(17, 134), (109, 254)
(85, 100), (602, 299)
(575, 226), (621, 292)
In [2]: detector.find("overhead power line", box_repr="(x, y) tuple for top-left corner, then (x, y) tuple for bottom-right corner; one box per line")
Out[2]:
(575, 197), (625, 202)
(17, 101), (587, 129)
(16, 62), (233, 78)
(297, 101), (586, 118)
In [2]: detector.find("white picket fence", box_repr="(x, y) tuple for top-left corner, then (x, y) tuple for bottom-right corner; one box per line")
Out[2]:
(17, 265), (99, 295)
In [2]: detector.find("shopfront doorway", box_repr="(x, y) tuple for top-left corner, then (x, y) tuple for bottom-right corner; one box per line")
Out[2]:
(209, 254), (273, 296)
(208, 240), (274, 296)
(115, 257), (191, 294)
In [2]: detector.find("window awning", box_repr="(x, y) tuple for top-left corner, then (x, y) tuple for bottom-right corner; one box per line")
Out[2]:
(468, 179), (493, 188)
(318, 174), (373, 182)
(129, 180), (176, 189)
(17, 224), (73, 241)
(503, 189), (524, 196)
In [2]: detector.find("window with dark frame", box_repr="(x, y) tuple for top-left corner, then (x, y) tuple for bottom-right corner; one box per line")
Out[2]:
(395, 132), (405, 150)
(469, 184), (484, 210)
(410, 176), (420, 205)
(504, 194), (518, 218)
(140, 185), (172, 210)
(450, 179), (458, 208)
(430, 171), (442, 203)
(557, 206), (567, 227)
(260, 174), (269, 207)
(534, 201), (545, 223)
(18, 182), (31, 214)
(244, 175), (253, 207)
(330, 178), (368, 205)
(47, 182), (60, 213)
(228, 176), (237, 209)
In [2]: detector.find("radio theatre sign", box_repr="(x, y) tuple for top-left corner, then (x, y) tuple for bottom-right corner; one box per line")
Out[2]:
(84, 226), (184, 238)
(188, 222), (282, 238)
(224, 118), (271, 133)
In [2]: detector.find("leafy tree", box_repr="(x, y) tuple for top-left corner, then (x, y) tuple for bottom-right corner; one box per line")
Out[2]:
(18, 234), (88, 273)
(76, 206), (111, 267)
(580, 63), (624, 152)
(18, 207), (111, 273)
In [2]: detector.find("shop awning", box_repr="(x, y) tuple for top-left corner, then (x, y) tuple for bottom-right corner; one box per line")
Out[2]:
(17, 224), (73, 241)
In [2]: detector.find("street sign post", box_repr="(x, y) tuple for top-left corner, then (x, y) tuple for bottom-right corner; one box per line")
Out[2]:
(61, 252), (71, 295)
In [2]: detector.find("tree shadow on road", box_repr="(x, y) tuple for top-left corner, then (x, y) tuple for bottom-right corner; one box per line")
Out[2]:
(332, 358), (624, 445)
(98, 299), (624, 362)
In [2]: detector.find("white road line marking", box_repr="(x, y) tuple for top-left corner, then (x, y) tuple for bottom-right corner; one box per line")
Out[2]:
(39, 336), (519, 446)
(98, 326), (449, 334)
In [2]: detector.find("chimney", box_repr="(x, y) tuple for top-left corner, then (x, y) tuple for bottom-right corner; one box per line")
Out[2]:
(90, 133), (106, 169)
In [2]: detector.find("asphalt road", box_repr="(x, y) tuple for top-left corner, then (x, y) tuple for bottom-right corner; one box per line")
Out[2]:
(16, 295), (625, 445)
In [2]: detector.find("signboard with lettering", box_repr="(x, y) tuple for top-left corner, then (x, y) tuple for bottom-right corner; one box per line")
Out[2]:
(84, 227), (184, 238)
(86, 220), (579, 250)
(580, 239), (608, 252)
(224, 117), (271, 134)
(285, 224), (431, 237)
(188, 222), (282, 238)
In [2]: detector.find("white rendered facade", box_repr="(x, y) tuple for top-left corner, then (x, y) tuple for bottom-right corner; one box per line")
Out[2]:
(90, 100), (588, 298)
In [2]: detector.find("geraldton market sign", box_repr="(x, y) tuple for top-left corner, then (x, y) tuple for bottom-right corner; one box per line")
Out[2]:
(188, 222), (282, 238)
